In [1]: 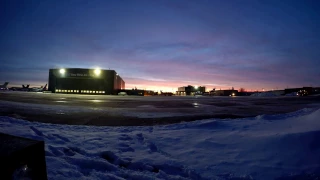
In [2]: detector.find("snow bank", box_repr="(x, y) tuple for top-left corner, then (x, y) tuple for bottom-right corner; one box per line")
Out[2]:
(250, 92), (279, 97)
(1, 108), (320, 179)
(285, 92), (299, 96)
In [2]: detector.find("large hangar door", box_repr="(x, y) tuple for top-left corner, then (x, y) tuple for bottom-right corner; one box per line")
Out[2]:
(56, 78), (105, 90)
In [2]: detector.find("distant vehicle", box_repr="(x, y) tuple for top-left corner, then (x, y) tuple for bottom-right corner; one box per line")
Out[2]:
(30, 84), (47, 92)
(118, 92), (127, 96)
(0, 82), (9, 90)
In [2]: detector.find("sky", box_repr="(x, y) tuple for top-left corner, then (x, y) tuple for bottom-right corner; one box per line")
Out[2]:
(0, 0), (319, 92)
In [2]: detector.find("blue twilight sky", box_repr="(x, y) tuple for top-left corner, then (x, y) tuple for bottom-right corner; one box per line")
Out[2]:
(0, 0), (319, 91)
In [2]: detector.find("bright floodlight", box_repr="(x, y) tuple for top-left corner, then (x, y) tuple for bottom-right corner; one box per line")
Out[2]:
(195, 86), (198, 89)
(59, 69), (65, 74)
(94, 68), (101, 76)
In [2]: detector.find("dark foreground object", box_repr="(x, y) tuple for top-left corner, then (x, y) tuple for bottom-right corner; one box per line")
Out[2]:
(0, 133), (47, 180)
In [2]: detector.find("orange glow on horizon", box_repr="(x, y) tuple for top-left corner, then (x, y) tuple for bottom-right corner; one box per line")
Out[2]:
(125, 84), (282, 93)
(125, 85), (177, 92)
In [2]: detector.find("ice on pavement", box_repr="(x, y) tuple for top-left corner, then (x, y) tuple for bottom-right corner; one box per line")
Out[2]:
(1, 108), (320, 179)
(0, 100), (191, 118)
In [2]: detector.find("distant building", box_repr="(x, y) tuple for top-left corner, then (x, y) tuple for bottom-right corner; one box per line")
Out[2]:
(210, 89), (238, 96)
(48, 68), (125, 94)
(159, 91), (174, 96)
(313, 87), (320, 94)
(176, 85), (206, 96)
(285, 87), (313, 96)
(285, 87), (319, 96)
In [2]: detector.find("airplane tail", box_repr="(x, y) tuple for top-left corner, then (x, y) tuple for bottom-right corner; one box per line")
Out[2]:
(27, 85), (29, 88)
(22, 85), (25, 88)
(43, 84), (47, 90)
(3, 82), (9, 87)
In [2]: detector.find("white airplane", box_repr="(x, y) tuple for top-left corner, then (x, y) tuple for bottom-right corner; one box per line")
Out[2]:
(0, 82), (9, 90)
(30, 84), (47, 92)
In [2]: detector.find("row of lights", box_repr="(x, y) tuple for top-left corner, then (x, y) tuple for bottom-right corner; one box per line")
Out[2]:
(56, 89), (79, 93)
(59, 68), (101, 76)
(56, 89), (105, 94)
(81, 90), (105, 94)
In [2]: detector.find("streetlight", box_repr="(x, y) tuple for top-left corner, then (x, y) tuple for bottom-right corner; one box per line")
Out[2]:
(59, 69), (65, 74)
(94, 68), (101, 76)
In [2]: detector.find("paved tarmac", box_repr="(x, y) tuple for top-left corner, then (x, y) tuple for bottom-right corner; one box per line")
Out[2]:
(0, 91), (320, 126)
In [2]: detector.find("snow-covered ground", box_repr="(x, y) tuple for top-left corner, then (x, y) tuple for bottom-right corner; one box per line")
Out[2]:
(1, 108), (320, 179)
(285, 92), (299, 96)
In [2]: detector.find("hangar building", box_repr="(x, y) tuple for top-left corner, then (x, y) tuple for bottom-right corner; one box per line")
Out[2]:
(48, 68), (125, 94)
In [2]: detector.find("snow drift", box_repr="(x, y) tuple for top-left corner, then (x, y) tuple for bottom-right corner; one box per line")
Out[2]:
(1, 108), (320, 180)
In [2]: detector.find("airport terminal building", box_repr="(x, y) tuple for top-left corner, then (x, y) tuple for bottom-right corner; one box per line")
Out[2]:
(48, 68), (125, 94)
(176, 85), (206, 96)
